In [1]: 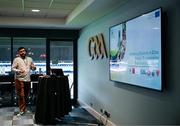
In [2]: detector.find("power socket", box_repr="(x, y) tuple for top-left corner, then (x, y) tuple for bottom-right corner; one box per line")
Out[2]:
(104, 110), (110, 118)
(100, 109), (104, 113)
(100, 109), (111, 118)
(90, 102), (93, 107)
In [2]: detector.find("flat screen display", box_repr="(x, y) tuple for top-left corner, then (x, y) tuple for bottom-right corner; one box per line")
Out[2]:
(109, 8), (162, 90)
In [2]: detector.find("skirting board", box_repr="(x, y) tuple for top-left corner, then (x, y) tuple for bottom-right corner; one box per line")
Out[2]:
(78, 100), (116, 126)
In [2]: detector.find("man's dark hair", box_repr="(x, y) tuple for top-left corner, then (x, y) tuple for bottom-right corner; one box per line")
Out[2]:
(18, 47), (26, 52)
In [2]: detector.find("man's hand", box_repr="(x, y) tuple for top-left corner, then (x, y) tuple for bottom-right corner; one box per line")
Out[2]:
(17, 69), (25, 74)
(30, 64), (36, 70)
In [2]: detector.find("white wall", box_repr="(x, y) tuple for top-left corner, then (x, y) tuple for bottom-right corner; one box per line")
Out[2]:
(78, 0), (180, 125)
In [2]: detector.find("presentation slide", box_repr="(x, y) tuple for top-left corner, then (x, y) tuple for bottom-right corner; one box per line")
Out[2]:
(109, 8), (162, 90)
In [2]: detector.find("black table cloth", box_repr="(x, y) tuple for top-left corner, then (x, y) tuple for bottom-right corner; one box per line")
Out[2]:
(35, 75), (72, 125)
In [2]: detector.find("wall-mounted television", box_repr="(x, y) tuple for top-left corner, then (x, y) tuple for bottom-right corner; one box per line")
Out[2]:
(109, 8), (162, 91)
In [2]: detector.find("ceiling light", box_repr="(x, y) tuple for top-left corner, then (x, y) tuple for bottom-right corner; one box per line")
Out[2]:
(32, 9), (40, 12)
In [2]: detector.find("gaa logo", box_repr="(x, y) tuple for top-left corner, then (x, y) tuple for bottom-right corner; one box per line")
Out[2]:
(88, 33), (108, 60)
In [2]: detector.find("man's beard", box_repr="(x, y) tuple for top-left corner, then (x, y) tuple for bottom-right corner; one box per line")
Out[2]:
(20, 54), (26, 58)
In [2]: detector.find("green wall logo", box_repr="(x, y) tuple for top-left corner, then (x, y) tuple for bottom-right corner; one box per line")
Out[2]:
(88, 33), (108, 60)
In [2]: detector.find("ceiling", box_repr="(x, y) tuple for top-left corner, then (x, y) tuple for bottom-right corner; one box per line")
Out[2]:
(0, 0), (128, 29)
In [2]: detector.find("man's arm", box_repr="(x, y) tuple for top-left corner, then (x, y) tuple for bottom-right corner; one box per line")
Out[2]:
(12, 59), (21, 73)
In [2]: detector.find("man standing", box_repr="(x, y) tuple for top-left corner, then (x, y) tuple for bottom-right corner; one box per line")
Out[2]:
(12, 47), (36, 116)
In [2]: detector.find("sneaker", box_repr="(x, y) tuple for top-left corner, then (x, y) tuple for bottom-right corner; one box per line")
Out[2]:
(25, 110), (31, 113)
(16, 111), (24, 117)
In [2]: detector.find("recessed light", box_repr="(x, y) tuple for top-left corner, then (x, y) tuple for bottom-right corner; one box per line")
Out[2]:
(32, 9), (40, 12)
